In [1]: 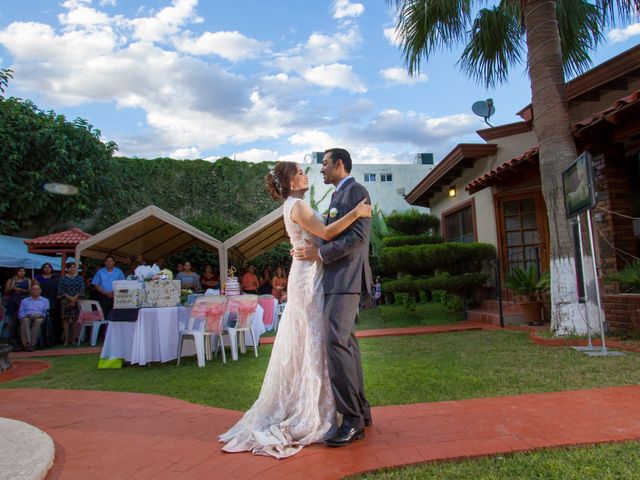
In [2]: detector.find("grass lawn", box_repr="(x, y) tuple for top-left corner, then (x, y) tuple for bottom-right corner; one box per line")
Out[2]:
(4, 330), (640, 411)
(351, 441), (640, 479)
(259, 301), (461, 338)
(356, 302), (462, 330)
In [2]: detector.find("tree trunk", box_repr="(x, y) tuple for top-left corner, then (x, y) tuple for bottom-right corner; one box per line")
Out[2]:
(522, 0), (586, 334)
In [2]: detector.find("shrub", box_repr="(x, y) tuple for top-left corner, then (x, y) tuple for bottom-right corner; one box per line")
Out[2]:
(504, 266), (550, 301)
(395, 293), (417, 314)
(424, 272), (490, 296)
(606, 261), (640, 293)
(383, 234), (443, 248)
(380, 242), (496, 276)
(385, 209), (439, 235)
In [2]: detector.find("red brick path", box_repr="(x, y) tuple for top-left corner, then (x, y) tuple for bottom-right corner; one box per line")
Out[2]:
(2, 386), (640, 480)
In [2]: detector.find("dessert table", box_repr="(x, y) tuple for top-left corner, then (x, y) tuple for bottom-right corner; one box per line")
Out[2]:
(100, 304), (265, 365)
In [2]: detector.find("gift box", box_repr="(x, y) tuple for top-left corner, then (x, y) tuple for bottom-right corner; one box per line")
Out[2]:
(143, 280), (181, 307)
(113, 280), (144, 309)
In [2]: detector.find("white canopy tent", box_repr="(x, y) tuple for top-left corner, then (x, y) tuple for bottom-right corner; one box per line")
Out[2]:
(221, 206), (288, 277)
(75, 205), (226, 269)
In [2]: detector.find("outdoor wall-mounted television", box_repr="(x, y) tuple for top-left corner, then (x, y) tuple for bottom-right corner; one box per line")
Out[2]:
(562, 151), (595, 218)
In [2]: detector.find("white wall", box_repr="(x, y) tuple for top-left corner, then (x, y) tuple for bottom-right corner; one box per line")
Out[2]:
(304, 163), (434, 215)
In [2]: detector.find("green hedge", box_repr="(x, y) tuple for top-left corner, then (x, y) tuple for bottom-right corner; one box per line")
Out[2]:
(380, 242), (496, 276)
(383, 234), (443, 247)
(382, 273), (489, 299)
(385, 209), (439, 235)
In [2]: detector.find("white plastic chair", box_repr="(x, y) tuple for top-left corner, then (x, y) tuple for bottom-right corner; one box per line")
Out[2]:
(177, 295), (227, 367)
(77, 300), (108, 347)
(222, 295), (259, 361)
(275, 302), (286, 331)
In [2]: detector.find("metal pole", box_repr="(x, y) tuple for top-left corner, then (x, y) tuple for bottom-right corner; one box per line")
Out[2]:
(495, 259), (504, 328)
(576, 215), (593, 349)
(586, 209), (608, 354)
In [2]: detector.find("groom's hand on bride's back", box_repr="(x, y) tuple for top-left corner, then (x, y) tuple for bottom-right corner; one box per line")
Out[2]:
(292, 243), (320, 261)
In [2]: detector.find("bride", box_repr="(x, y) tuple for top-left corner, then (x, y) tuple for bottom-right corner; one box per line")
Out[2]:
(219, 161), (371, 459)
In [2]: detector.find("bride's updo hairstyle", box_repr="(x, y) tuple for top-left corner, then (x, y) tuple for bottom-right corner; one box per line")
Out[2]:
(265, 161), (298, 201)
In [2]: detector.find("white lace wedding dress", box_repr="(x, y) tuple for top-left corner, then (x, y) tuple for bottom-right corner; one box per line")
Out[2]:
(219, 196), (336, 459)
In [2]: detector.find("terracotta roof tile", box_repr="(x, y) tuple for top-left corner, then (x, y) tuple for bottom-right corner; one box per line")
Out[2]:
(466, 147), (539, 194)
(24, 228), (92, 247)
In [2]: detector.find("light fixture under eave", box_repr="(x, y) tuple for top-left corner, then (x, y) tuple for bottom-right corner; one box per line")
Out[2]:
(448, 185), (456, 197)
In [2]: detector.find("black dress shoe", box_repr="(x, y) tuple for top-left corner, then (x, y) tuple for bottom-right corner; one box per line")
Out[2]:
(325, 424), (365, 447)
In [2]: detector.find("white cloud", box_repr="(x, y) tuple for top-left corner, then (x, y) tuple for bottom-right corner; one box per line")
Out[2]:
(303, 63), (366, 93)
(380, 67), (427, 85)
(607, 22), (640, 43)
(173, 31), (270, 61)
(129, 0), (202, 43)
(333, 0), (364, 19)
(171, 146), (200, 159)
(353, 110), (478, 146)
(100, 0), (118, 6)
(59, 3), (112, 26)
(383, 26), (401, 47)
(232, 148), (279, 163)
(289, 130), (335, 149)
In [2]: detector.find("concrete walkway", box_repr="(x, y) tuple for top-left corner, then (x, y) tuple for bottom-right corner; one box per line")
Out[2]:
(1, 386), (640, 480)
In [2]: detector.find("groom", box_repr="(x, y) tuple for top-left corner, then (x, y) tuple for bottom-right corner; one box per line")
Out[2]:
(294, 147), (373, 447)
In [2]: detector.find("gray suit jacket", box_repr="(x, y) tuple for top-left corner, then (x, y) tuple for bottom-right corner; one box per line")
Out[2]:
(319, 177), (373, 295)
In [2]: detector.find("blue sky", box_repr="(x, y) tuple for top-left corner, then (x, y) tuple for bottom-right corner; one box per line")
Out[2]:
(1, 0), (638, 164)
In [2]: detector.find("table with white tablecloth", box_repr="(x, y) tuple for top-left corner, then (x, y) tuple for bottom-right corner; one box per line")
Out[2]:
(100, 304), (265, 365)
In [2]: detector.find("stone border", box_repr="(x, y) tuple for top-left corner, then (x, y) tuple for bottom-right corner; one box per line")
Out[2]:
(0, 417), (54, 480)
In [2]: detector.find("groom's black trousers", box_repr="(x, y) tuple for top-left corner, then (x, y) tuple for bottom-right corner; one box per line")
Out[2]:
(324, 293), (371, 429)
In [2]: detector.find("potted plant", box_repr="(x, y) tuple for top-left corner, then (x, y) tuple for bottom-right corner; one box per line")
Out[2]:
(605, 261), (640, 293)
(504, 266), (550, 325)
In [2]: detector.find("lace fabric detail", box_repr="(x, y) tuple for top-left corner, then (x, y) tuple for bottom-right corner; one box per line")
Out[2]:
(219, 197), (336, 458)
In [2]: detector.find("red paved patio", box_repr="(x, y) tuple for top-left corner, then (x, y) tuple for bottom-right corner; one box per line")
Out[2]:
(2, 386), (640, 479)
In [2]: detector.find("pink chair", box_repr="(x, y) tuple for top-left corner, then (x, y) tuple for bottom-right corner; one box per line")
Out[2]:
(258, 294), (277, 331)
(178, 295), (227, 367)
(223, 295), (259, 361)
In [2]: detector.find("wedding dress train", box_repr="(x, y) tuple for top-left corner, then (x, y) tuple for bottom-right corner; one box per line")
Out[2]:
(219, 197), (336, 458)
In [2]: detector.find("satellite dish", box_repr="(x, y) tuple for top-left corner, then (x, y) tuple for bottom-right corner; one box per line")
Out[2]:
(472, 98), (495, 127)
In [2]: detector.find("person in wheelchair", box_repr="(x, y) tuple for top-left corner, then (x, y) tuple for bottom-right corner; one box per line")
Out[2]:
(17, 283), (49, 352)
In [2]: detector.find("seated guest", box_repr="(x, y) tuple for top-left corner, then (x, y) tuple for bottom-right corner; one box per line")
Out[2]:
(271, 266), (288, 303)
(176, 261), (201, 292)
(18, 283), (49, 351)
(257, 266), (273, 295)
(176, 262), (185, 274)
(200, 264), (220, 290)
(91, 255), (125, 317)
(58, 262), (85, 346)
(241, 264), (259, 294)
(155, 257), (167, 270)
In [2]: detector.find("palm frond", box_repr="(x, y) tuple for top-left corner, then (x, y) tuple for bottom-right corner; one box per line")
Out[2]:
(595, 0), (640, 26)
(458, 1), (524, 88)
(394, 0), (473, 75)
(557, 0), (604, 79)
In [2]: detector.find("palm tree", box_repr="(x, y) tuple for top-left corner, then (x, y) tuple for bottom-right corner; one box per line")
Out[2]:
(388, 0), (638, 334)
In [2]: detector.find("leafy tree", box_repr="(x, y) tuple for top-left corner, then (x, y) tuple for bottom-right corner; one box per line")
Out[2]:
(0, 68), (13, 95)
(0, 95), (117, 235)
(388, 0), (639, 334)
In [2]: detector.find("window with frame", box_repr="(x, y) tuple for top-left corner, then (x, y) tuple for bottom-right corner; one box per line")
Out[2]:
(381, 173), (393, 182)
(443, 205), (475, 243)
(364, 173), (376, 182)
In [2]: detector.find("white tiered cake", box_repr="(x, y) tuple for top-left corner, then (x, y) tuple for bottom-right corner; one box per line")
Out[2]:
(225, 267), (241, 296)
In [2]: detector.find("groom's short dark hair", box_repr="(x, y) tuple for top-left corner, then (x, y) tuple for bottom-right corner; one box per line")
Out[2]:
(325, 148), (352, 173)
